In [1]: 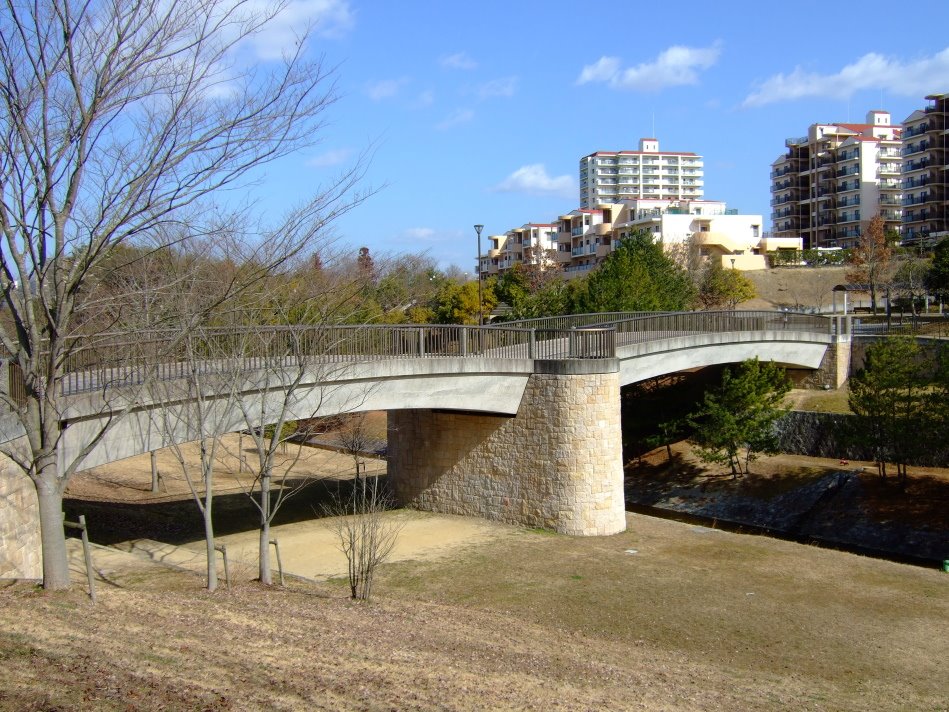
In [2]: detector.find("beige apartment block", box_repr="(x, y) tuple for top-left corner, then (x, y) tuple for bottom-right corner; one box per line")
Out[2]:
(771, 110), (902, 249)
(901, 93), (948, 245)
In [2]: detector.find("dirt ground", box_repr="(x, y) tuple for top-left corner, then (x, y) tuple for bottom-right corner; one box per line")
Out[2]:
(66, 413), (390, 504)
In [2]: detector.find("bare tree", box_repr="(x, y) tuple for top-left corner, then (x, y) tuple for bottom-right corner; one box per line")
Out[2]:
(0, 0), (367, 589)
(152, 327), (244, 592)
(847, 214), (893, 314)
(324, 473), (402, 602)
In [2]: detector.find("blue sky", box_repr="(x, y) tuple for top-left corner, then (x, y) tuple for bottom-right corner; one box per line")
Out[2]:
(245, 0), (949, 270)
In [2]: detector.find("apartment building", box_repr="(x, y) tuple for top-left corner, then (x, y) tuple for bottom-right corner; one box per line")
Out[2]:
(901, 93), (948, 245)
(556, 199), (792, 276)
(771, 111), (902, 249)
(579, 139), (703, 208)
(480, 222), (559, 279)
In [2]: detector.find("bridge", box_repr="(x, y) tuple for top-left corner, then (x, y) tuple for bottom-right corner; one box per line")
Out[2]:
(1, 311), (846, 579)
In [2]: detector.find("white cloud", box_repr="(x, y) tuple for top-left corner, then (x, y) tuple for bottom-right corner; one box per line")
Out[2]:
(405, 227), (436, 240)
(440, 52), (477, 70)
(577, 57), (621, 85)
(435, 108), (474, 130)
(493, 164), (575, 198)
(577, 43), (721, 92)
(307, 148), (351, 167)
(365, 77), (410, 101)
(743, 48), (949, 107)
(477, 76), (518, 99)
(411, 89), (435, 108)
(246, 0), (354, 60)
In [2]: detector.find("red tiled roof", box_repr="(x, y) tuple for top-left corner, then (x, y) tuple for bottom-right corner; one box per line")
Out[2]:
(583, 150), (699, 157)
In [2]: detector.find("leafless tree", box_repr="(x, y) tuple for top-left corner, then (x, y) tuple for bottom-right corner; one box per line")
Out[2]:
(151, 326), (244, 592)
(847, 214), (893, 314)
(324, 473), (402, 602)
(0, 0), (367, 589)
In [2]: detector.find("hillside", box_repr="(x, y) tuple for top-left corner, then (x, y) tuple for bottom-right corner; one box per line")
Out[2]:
(742, 266), (850, 312)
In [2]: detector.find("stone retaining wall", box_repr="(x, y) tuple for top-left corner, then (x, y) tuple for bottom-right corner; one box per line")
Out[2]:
(776, 410), (949, 466)
(387, 369), (626, 536)
(0, 466), (41, 580)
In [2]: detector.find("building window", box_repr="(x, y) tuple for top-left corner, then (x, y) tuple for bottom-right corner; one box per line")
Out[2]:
(752, 225), (760, 238)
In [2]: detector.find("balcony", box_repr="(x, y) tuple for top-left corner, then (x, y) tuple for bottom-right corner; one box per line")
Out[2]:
(877, 164), (900, 175)
(878, 180), (901, 191)
(903, 195), (931, 206)
(903, 176), (930, 189)
(903, 123), (930, 138)
(904, 159), (931, 172)
(836, 166), (860, 177)
(786, 135), (808, 147)
(902, 142), (931, 156)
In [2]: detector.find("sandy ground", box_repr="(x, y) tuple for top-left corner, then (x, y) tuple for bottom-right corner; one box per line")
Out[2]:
(66, 422), (512, 581)
(130, 510), (517, 582)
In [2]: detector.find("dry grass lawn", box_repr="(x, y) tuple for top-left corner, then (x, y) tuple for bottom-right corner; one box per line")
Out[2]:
(1, 510), (947, 711)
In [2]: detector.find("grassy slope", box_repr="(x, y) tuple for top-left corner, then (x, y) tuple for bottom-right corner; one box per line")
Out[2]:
(1, 513), (946, 711)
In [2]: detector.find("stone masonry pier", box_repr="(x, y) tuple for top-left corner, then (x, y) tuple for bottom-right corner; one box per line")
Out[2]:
(387, 360), (626, 536)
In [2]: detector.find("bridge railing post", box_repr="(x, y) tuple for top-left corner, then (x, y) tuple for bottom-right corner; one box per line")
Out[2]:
(418, 328), (426, 357)
(460, 327), (468, 357)
(568, 327), (577, 358)
(528, 329), (536, 359)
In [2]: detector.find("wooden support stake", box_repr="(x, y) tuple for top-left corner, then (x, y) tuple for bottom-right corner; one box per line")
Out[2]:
(269, 539), (285, 587)
(63, 513), (96, 604)
(214, 543), (230, 589)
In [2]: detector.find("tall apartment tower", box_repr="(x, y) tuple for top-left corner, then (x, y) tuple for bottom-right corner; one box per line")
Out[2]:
(771, 111), (902, 249)
(901, 93), (948, 245)
(579, 138), (703, 208)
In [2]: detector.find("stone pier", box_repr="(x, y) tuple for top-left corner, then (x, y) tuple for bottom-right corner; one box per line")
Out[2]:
(387, 360), (626, 536)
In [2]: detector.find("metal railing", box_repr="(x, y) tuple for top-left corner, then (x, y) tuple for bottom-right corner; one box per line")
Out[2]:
(851, 314), (949, 337)
(575, 310), (832, 346)
(3, 312), (835, 399)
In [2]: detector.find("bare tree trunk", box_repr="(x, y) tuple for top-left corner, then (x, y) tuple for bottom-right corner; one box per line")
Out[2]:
(35, 476), (70, 590)
(258, 471), (272, 585)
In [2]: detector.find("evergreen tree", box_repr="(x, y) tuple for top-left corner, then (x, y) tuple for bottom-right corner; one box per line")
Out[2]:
(578, 231), (694, 313)
(688, 358), (791, 477)
(848, 337), (929, 489)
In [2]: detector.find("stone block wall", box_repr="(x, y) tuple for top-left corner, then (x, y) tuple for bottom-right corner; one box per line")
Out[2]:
(0, 465), (41, 580)
(789, 336), (850, 390)
(387, 369), (626, 536)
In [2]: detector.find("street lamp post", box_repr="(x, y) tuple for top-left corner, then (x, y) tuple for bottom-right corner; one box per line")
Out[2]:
(474, 224), (484, 326)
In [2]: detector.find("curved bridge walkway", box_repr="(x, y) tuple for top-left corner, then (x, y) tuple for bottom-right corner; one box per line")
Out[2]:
(1, 312), (847, 578)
